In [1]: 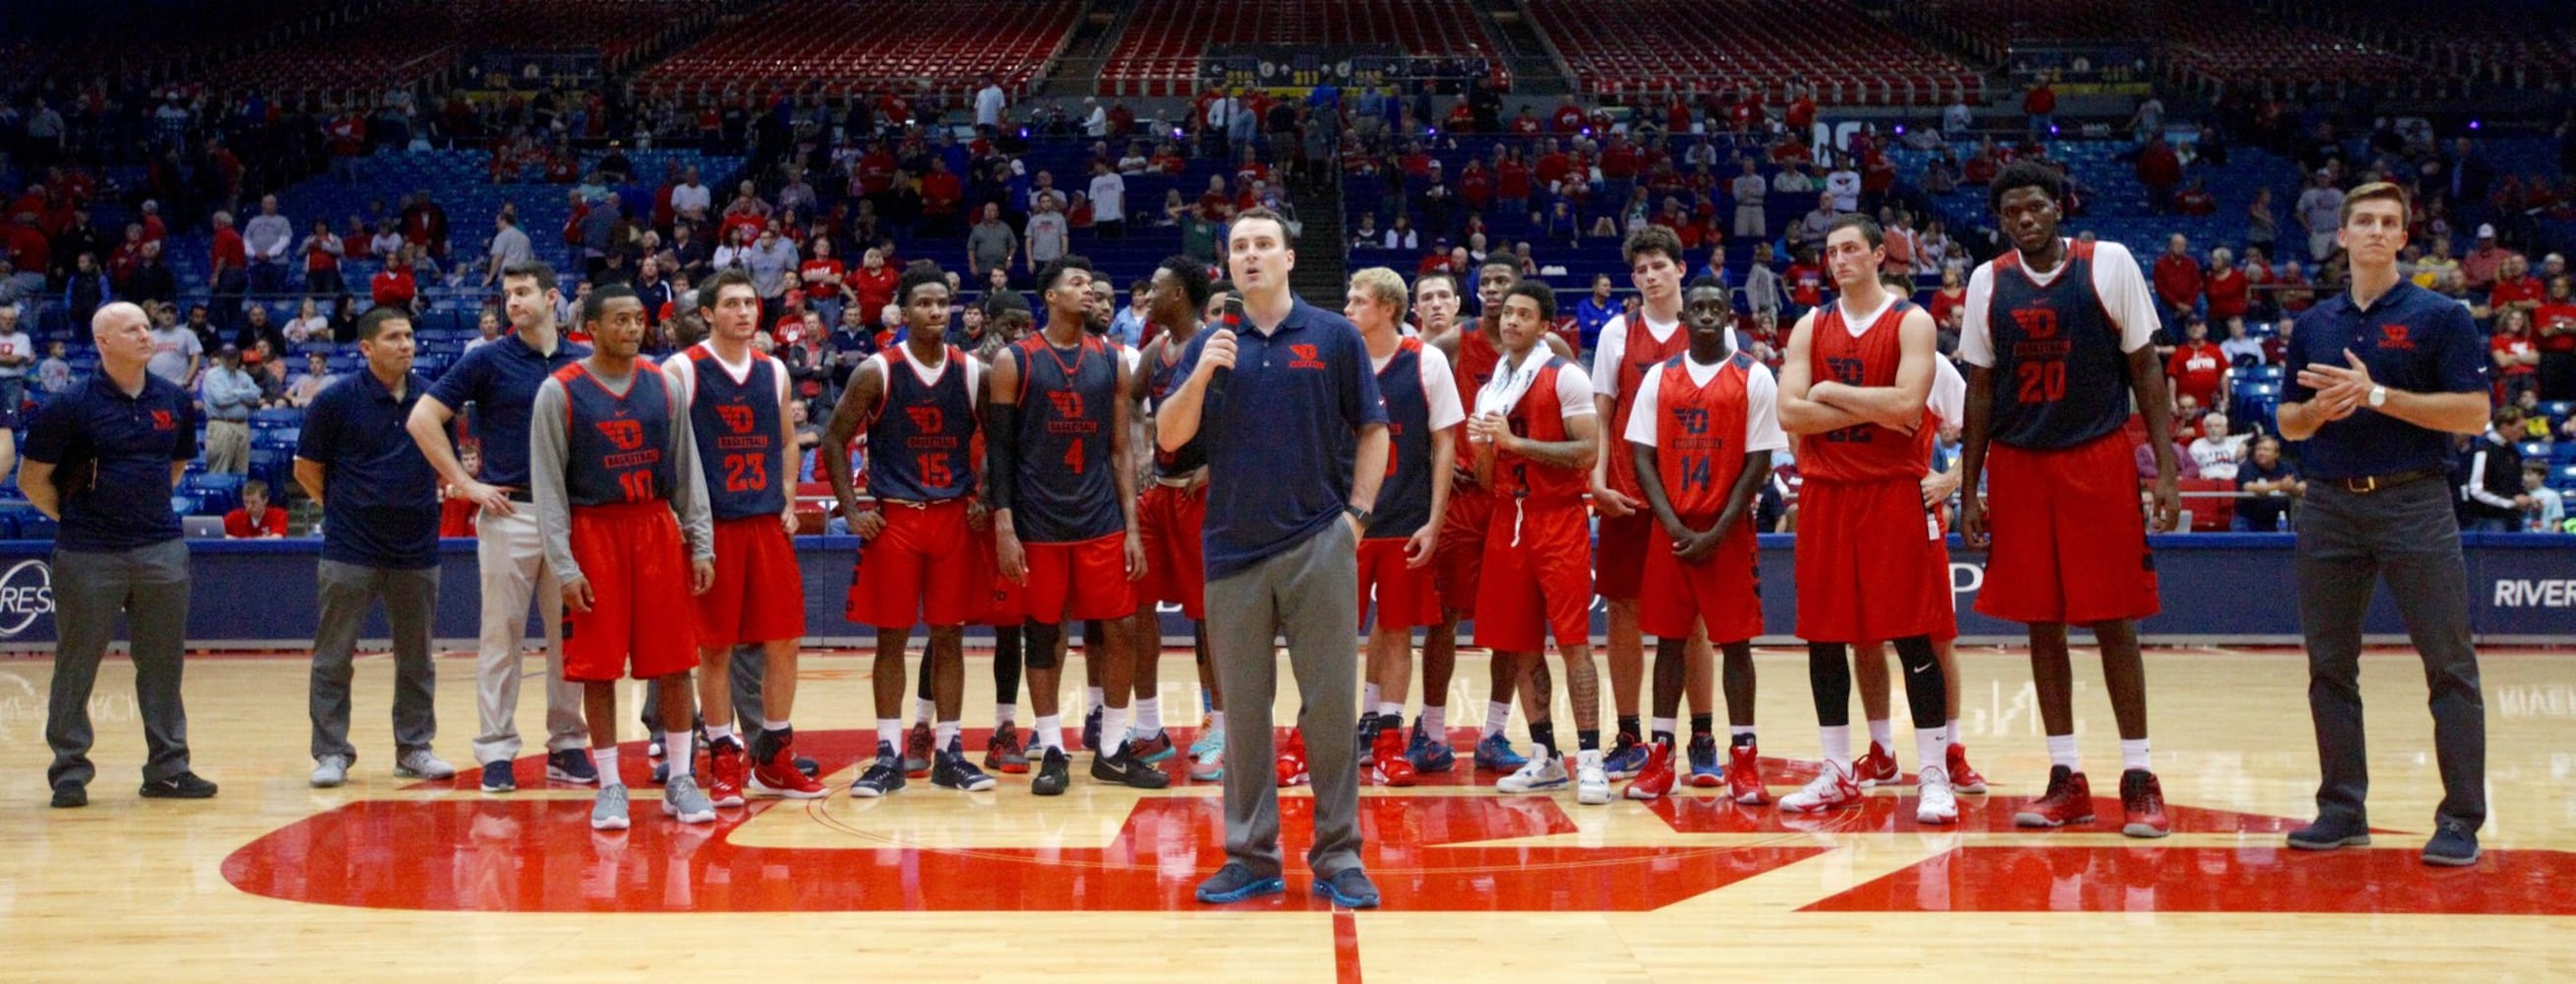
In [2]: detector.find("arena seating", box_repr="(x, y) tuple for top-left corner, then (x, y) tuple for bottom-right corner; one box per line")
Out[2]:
(639, 0), (1080, 98)
(1526, 0), (1983, 106)
(450, 0), (703, 74)
(2155, 11), (2424, 97)
(1097, 0), (1500, 97)
(2299, 3), (2576, 92)
(209, 3), (464, 97)
(1900, 0), (2147, 67)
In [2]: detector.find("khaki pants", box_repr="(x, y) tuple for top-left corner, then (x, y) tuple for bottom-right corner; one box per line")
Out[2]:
(205, 419), (250, 474)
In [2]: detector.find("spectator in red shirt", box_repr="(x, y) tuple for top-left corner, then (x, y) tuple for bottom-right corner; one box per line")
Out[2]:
(1782, 86), (1815, 133)
(370, 247), (418, 313)
(2536, 274), (2576, 400)
(2136, 135), (2183, 214)
(2275, 260), (2314, 315)
(2151, 233), (2204, 345)
(919, 157), (964, 234)
(223, 479), (290, 538)
(2022, 76), (2058, 135)
(2491, 307), (2541, 404)
(209, 210), (248, 335)
(1551, 97), (1586, 134)
(2204, 247), (2248, 322)
(2165, 316), (2229, 413)
(1927, 267), (1967, 328)
(2175, 177), (2218, 216)
(2489, 253), (2545, 315)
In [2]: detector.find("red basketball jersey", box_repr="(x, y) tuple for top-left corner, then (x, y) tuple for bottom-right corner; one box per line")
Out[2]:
(1651, 351), (1757, 523)
(1802, 298), (1933, 482)
(1607, 316), (1692, 497)
(1496, 356), (1588, 509)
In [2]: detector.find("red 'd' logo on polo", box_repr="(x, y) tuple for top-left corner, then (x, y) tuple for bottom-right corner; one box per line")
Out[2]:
(150, 410), (174, 430)
(1288, 343), (1328, 370)
(2380, 324), (2414, 350)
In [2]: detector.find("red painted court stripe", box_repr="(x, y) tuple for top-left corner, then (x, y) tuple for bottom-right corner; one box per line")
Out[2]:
(1334, 910), (1362, 984)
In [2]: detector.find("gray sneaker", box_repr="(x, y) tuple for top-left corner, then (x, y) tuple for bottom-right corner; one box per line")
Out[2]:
(662, 774), (717, 825)
(394, 749), (457, 780)
(310, 755), (351, 788)
(590, 784), (630, 830)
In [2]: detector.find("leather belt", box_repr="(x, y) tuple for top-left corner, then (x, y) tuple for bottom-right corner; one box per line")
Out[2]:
(503, 488), (534, 504)
(2333, 466), (2444, 494)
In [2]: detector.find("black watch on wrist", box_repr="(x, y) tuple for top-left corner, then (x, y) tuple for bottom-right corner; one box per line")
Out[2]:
(1345, 505), (1373, 528)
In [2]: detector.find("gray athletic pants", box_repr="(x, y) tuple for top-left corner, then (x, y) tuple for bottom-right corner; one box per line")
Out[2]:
(309, 560), (439, 764)
(1209, 520), (1362, 880)
(639, 645), (767, 732)
(46, 539), (193, 787)
(2296, 477), (2486, 832)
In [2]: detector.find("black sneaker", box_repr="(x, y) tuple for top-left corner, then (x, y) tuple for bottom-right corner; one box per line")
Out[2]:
(2286, 814), (2372, 851)
(139, 772), (218, 799)
(795, 756), (819, 778)
(49, 782), (86, 809)
(1092, 748), (1171, 789)
(1312, 867), (1382, 909)
(2423, 819), (2481, 867)
(931, 748), (998, 792)
(480, 760), (516, 792)
(850, 743), (907, 798)
(1032, 747), (1071, 796)
(1082, 706), (1104, 752)
(1195, 862), (1287, 904)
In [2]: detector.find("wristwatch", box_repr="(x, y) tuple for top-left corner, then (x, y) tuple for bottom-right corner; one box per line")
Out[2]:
(2367, 385), (2388, 408)
(1345, 505), (1373, 529)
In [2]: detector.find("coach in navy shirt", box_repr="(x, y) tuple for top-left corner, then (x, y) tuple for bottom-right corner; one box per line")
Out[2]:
(1161, 211), (1390, 909)
(406, 260), (597, 791)
(21, 301), (213, 807)
(2276, 182), (2490, 867)
(296, 306), (453, 788)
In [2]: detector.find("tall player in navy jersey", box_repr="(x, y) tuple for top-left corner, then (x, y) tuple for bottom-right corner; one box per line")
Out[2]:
(1125, 257), (1218, 777)
(825, 264), (999, 797)
(528, 285), (717, 830)
(985, 255), (1162, 794)
(665, 271), (827, 805)
(1957, 161), (2176, 838)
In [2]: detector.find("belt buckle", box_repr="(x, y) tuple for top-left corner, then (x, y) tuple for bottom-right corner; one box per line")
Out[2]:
(2345, 474), (2379, 494)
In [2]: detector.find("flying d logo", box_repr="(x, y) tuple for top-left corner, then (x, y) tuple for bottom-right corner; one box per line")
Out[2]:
(597, 418), (646, 451)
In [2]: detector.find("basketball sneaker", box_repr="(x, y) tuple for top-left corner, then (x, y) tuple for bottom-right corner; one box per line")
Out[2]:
(2120, 769), (2170, 838)
(705, 738), (748, 808)
(1406, 717), (1457, 772)
(1727, 743), (1770, 805)
(1277, 730), (1311, 787)
(1600, 732), (1648, 780)
(547, 748), (600, 784)
(932, 743), (999, 792)
(1032, 747), (1071, 796)
(1369, 727), (1416, 787)
(480, 760), (516, 793)
(1685, 734), (1722, 788)
(1473, 733), (1528, 771)
(663, 774), (718, 825)
(1091, 746), (1172, 789)
(1852, 741), (1900, 787)
(749, 737), (828, 799)
(589, 784), (629, 831)
(1623, 742), (1674, 801)
(903, 722), (935, 778)
(2012, 766), (2095, 828)
(1916, 764), (1958, 826)
(850, 742), (907, 798)
(1946, 742), (1989, 794)
(394, 749), (456, 781)
(1082, 705), (1104, 752)
(1127, 729), (1176, 765)
(1496, 748), (1569, 793)
(1188, 716), (1224, 759)
(985, 722), (1030, 774)
(1779, 760), (1862, 813)
(1189, 726), (1227, 782)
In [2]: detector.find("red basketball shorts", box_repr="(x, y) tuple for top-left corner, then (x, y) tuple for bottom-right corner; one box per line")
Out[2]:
(1135, 481), (1208, 620)
(847, 499), (976, 630)
(695, 515), (806, 646)
(1640, 519), (1764, 644)
(1022, 531), (1135, 624)
(1793, 477), (1956, 644)
(1977, 432), (2162, 625)
(1471, 502), (1594, 652)
(1433, 486), (1494, 614)
(565, 502), (699, 682)
(1593, 511), (1653, 601)
(965, 523), (1027, 626)
(1357, 535), (1441, 631)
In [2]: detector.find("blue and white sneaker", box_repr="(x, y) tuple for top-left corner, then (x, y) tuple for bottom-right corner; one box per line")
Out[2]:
(1496, 749), (1570, 793)
(1474, 733), (1529, 772)
(547, 748), (600, 784)
(1188, 724), (1227, 782)
(1600, 734), (1649, 780)
(1686, 734), (1724, 787)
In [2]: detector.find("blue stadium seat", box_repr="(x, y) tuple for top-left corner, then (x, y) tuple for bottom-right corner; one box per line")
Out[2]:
(17, 515), (57, 541)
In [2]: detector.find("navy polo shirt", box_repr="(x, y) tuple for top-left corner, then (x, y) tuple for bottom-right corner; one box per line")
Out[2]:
(298, 369), (442, 569)
(2283, 280), (2487, 481)
(425, 332), (589, 489)
(23, 373), (197, 552)
(1176, 297), (1388, 578)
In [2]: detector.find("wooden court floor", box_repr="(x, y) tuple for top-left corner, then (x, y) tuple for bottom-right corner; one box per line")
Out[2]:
(2, 645), (2572, 982)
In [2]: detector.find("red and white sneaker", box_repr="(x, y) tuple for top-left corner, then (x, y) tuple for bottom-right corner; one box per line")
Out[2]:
(1276, 729), (1310, 787)
(705, 739), (748, 808)
(749, 736), (828, 799)
(1779, 760), (1862, 813)
(2120, 769), (2170, 838)
(2012, 766), (2096, 828)
(1946, 742), (1989, 794)
(1622, 742), (1674, 801)
(1852, 741), (1900, 787)
(1727, 742), (1771, 805)
(1368, 727), (1416, 786)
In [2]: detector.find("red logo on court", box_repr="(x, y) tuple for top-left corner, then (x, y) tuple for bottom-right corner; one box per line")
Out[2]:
(596, 418), (645, 451)
(715, 404), (755, 433)
(2380, 324), (2415, 350)
(1046, 391), (1085, 418)
(905, 405), (944, 431)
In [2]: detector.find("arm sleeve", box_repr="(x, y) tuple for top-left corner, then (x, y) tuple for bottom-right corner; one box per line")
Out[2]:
(1588, 316), (1628, 396)
(2092, 242), (2163, 353)
(1956, 264), (1998, 367)
(1622, 366), (1662, 447)
(1419, 345), (1467, 431)
(529, 379), (581, 583)
(665, 382), (715, 560)
(659, 352), (694, 406)
(1555, 365), (1596, 420)
(1929, 356), (1966, 425)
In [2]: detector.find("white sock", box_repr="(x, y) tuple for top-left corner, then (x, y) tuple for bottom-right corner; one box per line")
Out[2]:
(1086, 686), (1105, 711)
(666, 730), (692, 772)
(596, 746), (624, 788)
(1100, 706), (1129, 750)
(1421, 705), (1446, 735)
(1650, 716), (1677, 740)
(1376, 701), (1404, 721)
(705, 722), (735, 746)
(935, 720), (959, 752)
(1035, 714), (1065, 751)
(766, 718), (789, 734)
(1946, 717), (1961, 750)
(875, 718), (902, 754)
(1135, 697), (1163, 734)
(1730, 724), (1757, 739)
(1820, 725), (1852, 772)
(995, 703), (1018, 726)
(1363, 682), (1382, 713)
(915, 697), (935, 725)
(2121, 738), (2151, 771)
(1867, 718), (1893, 750)
(1915, 726), (1947, 777)
(1208, 709), (1227, 738)
(2046, 733), (2079, 770)
(1483, 700), (1512, 738)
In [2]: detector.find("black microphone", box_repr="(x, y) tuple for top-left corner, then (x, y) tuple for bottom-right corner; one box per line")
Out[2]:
(1209, 295), (1245, 404)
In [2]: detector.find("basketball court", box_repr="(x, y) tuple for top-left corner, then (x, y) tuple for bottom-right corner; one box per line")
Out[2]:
(5, 644), (2569, 981)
